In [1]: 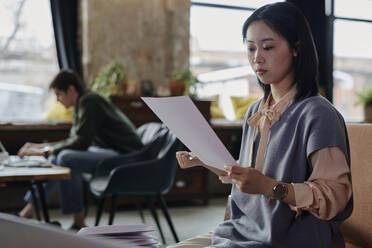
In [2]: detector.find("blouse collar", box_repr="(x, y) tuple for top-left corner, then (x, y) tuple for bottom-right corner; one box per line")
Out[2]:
(247, 86), (297, 127)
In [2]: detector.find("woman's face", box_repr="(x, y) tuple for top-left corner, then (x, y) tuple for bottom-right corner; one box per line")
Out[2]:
(246, 20), (296, 88)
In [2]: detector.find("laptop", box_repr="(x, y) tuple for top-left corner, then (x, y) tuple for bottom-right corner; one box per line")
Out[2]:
(0, 141), (50, 168)
(3, 155), (52, 168)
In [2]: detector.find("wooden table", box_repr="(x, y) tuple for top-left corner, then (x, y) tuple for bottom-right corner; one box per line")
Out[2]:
(0, 165), (70, 222)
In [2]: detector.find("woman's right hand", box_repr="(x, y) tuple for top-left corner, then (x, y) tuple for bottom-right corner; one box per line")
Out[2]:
(176, 151), (204, 169)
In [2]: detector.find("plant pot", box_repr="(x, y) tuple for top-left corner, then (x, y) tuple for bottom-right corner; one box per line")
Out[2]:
(169, 80), (186, 96)
(364, 105), (372, 123)
(122, 77), (128, 94)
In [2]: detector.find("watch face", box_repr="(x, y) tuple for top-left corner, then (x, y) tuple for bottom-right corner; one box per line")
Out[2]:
(273, 183), (288, 200)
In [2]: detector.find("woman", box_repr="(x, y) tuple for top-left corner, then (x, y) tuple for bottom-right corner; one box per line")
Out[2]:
(174, 2), (352, 248)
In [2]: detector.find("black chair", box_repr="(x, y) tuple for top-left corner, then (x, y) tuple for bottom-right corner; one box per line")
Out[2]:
(83, 122), (165, 216)
(89, 129), (182, 244)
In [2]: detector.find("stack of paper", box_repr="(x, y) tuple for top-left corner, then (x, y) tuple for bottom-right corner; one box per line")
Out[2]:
(77, 224), (160, 248)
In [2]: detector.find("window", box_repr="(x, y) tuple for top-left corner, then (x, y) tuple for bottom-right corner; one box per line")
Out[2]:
(190, 1), (283, 119)
(332, 0), (372, 121)
(334, 0), (372, 20)
(0, 0), (59, 123)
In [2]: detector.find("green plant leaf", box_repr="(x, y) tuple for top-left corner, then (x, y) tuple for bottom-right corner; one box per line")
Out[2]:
(169, 68), (198, 85)
(355, 87), (372, 106)
(92, 62), (126, 99)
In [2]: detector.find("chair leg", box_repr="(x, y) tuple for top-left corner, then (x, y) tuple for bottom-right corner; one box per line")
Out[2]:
(158, 194), (179, 243)
(83, 181), (89, 217)
(108, 195), (117, 225)
(135, 199), (146, 223)
(35, 182), (50, 223)
(146, 196), (166, 244)
(95, 197), (105, 226)
(29, 183), (41, 221)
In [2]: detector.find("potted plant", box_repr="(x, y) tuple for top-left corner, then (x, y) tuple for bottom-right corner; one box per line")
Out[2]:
(92, 62), (126, 99)
(356, 87), (372, 122)
(168, 68), (199, 97)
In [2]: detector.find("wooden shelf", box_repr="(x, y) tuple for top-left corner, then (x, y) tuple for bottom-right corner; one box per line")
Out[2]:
(110, 95), (212, 127)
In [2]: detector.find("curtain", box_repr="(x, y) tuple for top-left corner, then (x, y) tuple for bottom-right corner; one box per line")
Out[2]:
(50, 0), (82, 76)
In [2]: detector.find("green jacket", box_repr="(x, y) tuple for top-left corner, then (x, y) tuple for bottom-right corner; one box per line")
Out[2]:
(52, 90), (143, 154)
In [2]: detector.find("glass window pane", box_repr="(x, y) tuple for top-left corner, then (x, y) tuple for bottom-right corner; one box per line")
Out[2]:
(333, 19), (372, 121)
(190, 6), (249, 52)
(0, 0), (59, 122)
(191, 0), (283, 9)
(335, 0), (372, 20)
(190, 5), (264, 119)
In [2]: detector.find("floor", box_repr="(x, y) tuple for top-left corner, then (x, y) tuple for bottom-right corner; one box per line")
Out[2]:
(47, 197), (227, 247)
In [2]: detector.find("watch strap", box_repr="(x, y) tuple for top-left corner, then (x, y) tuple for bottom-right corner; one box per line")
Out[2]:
(43, 146), (51, 158)
(272, 182), (288, 200)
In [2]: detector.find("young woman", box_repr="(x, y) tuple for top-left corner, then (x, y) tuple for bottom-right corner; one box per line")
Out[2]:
(173, 2), (352, 247)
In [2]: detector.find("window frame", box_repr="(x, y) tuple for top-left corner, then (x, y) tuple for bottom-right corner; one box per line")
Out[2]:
(330, 0), (372, 121)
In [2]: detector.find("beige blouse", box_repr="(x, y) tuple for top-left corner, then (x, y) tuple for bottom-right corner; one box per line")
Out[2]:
(247, 87), (352, 220)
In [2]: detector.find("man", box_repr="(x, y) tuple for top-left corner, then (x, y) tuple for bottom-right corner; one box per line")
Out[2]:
(18, 69), (143, 229)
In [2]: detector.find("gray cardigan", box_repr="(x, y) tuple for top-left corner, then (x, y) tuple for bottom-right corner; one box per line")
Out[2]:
(213, 95), (353, 248)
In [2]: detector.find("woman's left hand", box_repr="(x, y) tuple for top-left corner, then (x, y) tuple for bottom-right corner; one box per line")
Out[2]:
(224, 165), (276, 196)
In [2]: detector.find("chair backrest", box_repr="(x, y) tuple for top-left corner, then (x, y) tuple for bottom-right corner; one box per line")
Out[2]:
(156, 130), (182, 194)
(92, 123), (167, 178)
(136, 122), (167, 160)
(341, 123), (372, 248)
(137, 122), (163, 145)
(105, 129), (182, 196)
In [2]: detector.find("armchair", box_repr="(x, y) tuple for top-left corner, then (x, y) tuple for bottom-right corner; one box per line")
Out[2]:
(90, 129), (182, 244)
(82, 122), (165, 216)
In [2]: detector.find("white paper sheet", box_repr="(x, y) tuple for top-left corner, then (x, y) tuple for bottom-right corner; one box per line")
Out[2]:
(141, 96), (238, 170)
(78, 224), (154, 236)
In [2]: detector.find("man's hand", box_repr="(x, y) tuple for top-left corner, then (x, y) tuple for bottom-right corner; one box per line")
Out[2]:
(224, 165), (277, 196)
(18, 142), (50, 158)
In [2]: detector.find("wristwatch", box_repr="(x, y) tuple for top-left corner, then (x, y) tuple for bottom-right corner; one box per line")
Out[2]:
(43, 146), (51, 158)
(272, 182), (288, 200)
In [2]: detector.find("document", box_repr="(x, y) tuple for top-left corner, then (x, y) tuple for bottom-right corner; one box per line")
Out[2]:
(0, 213), (130, 248)
(78, 224), (158, 247)
(142, 96), (238, 170)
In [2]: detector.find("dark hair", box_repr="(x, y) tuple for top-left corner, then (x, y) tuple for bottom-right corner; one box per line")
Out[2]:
(49, 69), (85, 94)
(242, 2), (319, 101)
